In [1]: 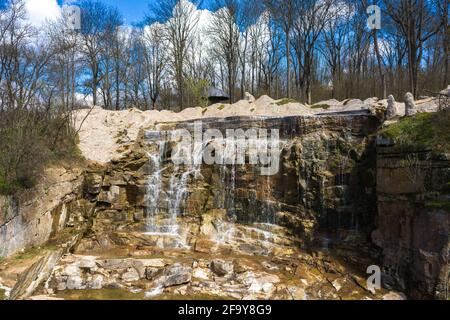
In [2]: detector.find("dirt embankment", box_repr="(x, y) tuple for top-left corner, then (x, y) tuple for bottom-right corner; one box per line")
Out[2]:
(73, 94), (441, 164)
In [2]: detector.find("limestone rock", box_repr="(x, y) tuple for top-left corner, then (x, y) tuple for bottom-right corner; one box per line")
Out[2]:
(78, 256), (97, 270)
(193, 268), (211, 280)
(382, 291), (407, 300)
(54, 276), (67, 291)
(146, 267), (162, 280)
(96, 259), (132, 270)
(194, 238), (217, 253)
(98, 186), (120, 204)
(331, 279), (342, 292)
(133, 208), (144, 222)
(404, 92), (417, 116)
(233, 260), (252, 274)
(157, 264), (192, 288)
(121, 268), (140, 282)
(9, 250), (64, 300)
(244, 92), (256, 103)
(62, 264), (81, 277)
(210, 259), (234, 277)
(139, 259), (166, 268)
(89, 275), (103, 289)
(237, 271), (280, 294)
(287, 286), (307, 300)
(386, 95), (397, 119)
(440, 85), (450, 97)
(66, 275), (84, 290)
(85, 172), (103, 195)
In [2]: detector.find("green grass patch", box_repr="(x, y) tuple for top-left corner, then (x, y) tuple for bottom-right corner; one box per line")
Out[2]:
(276, 98), (298, 106)
(379, 111), (450, 152)
(14, 244), (56, 261)
(425, 200), (450, 211)
(311, 104), (330, 109)
(217, 104), (225, 110)
(0, 288), (5, 300)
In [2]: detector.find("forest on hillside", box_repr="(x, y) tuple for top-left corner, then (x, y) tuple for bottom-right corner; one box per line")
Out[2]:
(0, 0), (448, 112)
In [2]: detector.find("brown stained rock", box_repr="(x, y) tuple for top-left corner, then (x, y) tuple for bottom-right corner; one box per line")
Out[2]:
(155, 264), (192, 288)
(125, 185), (146, 207)
(84, 172), (103, 195)
(375, 147), (450, 299)
(98, 186), (120, 204)
(194, 238), (217, 254)
(210, 259), (234, 277)
(145, 267), (163, 280)
(123, 158), (148, 171)
(133, 208), (144, 222)
(96, 259), (133, 270)
(233, 260), (253, 274)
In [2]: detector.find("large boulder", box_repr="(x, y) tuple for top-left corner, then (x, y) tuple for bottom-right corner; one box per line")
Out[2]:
(244, 92), (256, 103)
(98, 186), (120, 204)
(386, 95), (397, 119)
(210, 259), (234, 277)
(84, 172), (103, 195)
(121, 268), (140, 282)
(404, 92), (417, 116)
(66, 275), (84, 290)
(156, 264), (192, 288)
(9, 250), (64, 300)
(440, 85), (450, 97)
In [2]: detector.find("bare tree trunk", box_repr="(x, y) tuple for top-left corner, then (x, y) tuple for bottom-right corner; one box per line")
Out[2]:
(286, 34), (291, 98)
(444, 0), (449, 86)
(373, 29), (386, 99)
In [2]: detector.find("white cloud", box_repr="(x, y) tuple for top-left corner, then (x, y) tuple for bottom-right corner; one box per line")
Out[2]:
(25, 0), (61, 27)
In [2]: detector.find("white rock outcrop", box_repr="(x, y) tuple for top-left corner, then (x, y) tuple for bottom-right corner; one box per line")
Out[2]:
(386, 95), (397, 119)
(405, 92), (417, 116)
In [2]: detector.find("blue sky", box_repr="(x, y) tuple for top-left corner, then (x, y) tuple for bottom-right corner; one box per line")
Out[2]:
(88, 0), (149, 24)
(56, 0), (214, 25)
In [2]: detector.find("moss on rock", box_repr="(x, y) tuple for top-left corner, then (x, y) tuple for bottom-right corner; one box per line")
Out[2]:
(380, 110), (450, 152)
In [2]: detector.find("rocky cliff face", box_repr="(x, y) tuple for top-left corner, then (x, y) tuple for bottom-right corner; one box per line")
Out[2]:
(75, 114), (381, 252)
(373, 144), (450, 299)
(2, 110), (448, 300)
(0, 167), (86, 258)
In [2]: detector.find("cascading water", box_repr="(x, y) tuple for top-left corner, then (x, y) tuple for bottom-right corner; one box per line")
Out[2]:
(144, 139), (167, 234)
(142, 123), (286, 248)
(144, 131), (205, 239)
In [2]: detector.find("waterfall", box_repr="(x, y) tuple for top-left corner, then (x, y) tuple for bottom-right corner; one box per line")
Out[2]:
(145, 140), (166, 234)
(145, 134), (204, 236)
